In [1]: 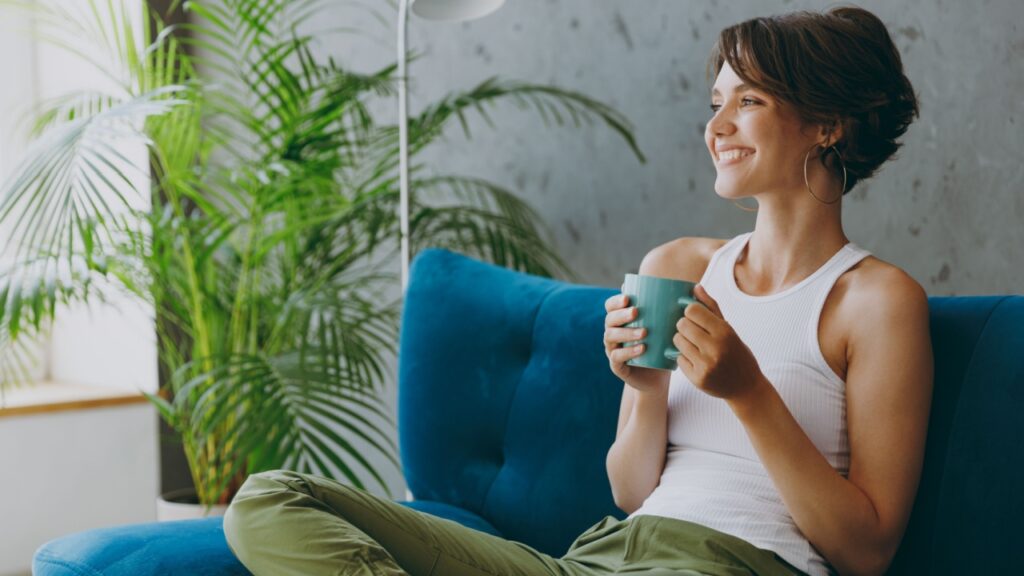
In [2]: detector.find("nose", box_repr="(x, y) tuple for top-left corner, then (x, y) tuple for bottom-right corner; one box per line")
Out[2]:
(707, 106), (735, 138)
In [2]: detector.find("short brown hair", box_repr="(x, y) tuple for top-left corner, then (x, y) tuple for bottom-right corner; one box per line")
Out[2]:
(707, 5), (920, 194)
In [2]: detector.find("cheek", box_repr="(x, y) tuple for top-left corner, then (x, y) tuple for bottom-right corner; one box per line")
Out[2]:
(763, 134), (801, 166)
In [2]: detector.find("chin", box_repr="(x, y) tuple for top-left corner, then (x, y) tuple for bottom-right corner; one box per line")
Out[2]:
(712, 179), (750, 201)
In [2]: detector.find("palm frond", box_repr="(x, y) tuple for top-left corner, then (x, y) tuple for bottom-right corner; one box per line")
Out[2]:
(0, 87), (188, 266)
(360, 76), (647, 192)
(0, 322), (47, 403)
(170, 350), (401, 498)
(30, 91), (123, 137)
(0, 253), (114, 339)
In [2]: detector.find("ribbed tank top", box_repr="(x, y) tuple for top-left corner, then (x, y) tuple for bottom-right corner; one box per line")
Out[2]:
(627, 231), (872, 576)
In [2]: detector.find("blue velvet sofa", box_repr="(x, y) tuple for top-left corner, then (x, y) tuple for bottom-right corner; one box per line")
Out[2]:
(33, 248), (1023, 575)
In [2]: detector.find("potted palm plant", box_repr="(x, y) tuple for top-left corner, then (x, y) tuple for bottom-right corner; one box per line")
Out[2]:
(0, 0), (646, 512)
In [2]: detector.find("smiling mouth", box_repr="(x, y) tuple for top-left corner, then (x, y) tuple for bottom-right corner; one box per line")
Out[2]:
(717, 150), (755, 166)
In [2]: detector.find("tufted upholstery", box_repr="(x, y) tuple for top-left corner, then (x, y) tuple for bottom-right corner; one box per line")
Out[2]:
(32, 248), (1024, 575)
(398, 248), (625, 556)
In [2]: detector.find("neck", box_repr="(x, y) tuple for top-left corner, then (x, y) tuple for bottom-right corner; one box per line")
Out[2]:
(739, 193), (849, 292)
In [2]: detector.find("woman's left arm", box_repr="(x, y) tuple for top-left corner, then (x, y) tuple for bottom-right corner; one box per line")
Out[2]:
(677, 274), (934, 576)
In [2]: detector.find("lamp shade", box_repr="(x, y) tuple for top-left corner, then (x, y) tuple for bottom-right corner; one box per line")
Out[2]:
(411, 0), (505, 22)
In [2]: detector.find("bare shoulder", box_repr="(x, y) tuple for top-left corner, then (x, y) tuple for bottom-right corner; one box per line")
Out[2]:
(638, 236), (730, 283)
(841, 256), (928, 313)
(839, 256), (931, 350)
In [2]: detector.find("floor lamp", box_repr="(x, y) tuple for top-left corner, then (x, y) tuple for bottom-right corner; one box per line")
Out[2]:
(397, 0), (506, 501)
(397, 0), (506, 294)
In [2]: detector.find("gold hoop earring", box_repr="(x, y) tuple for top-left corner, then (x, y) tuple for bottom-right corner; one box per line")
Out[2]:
(731, 199), (758, 212)
(804, 145), (847, 204)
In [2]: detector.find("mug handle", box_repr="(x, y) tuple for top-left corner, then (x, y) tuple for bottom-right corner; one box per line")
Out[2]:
(664, 296), (699, 361)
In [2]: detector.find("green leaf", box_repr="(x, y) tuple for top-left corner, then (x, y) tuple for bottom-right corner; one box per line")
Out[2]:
(1, 0), (644, 505)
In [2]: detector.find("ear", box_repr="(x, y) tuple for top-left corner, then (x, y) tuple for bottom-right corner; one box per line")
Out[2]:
(817, 118), (844, 149)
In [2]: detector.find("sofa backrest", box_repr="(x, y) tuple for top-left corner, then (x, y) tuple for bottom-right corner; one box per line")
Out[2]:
(399, 249), (625, 556)
(887, 294), (1023, 575)
(399, 249), (1023, 571)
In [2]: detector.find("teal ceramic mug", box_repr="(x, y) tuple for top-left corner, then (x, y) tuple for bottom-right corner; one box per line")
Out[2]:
(621, 273), (701, 371)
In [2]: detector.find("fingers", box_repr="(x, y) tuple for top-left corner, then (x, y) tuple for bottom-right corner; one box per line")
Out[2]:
(606, 306), (638, 330)
(675, 348), (694, 371)
(674, 317), (709, 354)
(604, 293), (628, 313)
(604, 294), (645, 370)
(672, 331), (701, 361)
(670, 333), (697, 372)
(610, 342), (645, 364)
(684, 297), (716, 334)
(693, 284), (721, 317)
(678, 305), (713, 337)
(604, 326), (647, 351)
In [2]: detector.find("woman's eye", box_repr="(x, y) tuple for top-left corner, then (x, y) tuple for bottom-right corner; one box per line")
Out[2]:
(709, 98), (758, 114)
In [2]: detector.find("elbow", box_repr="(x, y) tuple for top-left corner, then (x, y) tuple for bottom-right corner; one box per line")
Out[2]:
(865, 544), (898, 576)
(606, 448), (642, 514)
(859, 526), (902, 576)
(847, 557), (890, 576)
(823, 499), (903, 576)
(828, 555), (885, 576)
(606, 476), (636, 514)
(849, 555), (893, 576)
(611, 492), (641, 516)
(607, 470), (650, 514)
(829, 539), (899, 576)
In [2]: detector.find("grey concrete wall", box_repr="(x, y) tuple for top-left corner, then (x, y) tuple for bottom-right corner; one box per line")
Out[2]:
(300, 0), (1023, 498)
(319, 0), (1023, 294)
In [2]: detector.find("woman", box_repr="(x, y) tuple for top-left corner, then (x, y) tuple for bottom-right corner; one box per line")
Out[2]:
(224, 6), (933, 576)
(604, 5), (931, 576)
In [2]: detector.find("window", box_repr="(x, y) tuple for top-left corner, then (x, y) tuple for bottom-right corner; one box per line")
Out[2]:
(0, 0), (157, 401)
(0, 5), (48, 386)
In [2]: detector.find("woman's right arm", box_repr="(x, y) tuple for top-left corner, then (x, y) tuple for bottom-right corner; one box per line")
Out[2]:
(604, 237), (718, 514)
(606, 382), (670, 513)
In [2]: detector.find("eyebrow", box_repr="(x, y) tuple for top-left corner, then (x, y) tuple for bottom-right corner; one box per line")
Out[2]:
(711, 83), (754, 97)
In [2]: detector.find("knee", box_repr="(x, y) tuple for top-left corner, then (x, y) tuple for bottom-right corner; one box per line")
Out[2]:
(224, 470), (308, 559)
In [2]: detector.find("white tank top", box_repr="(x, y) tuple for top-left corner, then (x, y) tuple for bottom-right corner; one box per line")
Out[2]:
(627, 231), (872, 576)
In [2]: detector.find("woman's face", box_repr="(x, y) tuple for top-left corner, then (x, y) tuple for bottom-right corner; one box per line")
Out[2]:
(704, 60), (822, 201)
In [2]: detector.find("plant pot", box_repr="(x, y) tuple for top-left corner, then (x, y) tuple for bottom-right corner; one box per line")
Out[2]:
(156, 488), (229, 521)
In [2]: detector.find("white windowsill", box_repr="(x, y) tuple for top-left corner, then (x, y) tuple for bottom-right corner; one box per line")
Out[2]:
(0, 380), (149, 418)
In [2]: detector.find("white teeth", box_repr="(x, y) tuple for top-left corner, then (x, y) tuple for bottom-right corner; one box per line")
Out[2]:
(719, 149), (753, 161)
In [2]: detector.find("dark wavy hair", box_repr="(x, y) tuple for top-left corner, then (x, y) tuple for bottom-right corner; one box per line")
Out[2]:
(707, 5), (920, 194)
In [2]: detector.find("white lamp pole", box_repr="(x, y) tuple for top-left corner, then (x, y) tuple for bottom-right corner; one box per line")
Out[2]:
(397, 0), (506, 293)
(398, 0), (504, 504)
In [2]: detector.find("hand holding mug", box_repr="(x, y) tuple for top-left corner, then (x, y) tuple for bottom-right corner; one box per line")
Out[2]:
(671, 284), (765, 402)
(620, 273), (701, 371)
(603, 273), (700, 394)
(602, 292), (666, 393)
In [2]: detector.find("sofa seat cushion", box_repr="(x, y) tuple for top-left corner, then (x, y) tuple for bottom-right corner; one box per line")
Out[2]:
(32, 501), (498, 576)
(33, 517), (249, 576)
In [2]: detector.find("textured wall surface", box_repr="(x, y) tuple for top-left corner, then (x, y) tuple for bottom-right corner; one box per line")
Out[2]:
(321, 0), (1022, 296)
(303, 0), (1022, 497)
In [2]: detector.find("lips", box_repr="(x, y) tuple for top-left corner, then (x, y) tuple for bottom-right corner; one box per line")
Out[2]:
(716, 149), (755, 166)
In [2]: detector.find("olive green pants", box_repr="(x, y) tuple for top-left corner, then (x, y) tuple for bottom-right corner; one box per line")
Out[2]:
(224, 470), (807, 576)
